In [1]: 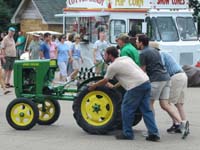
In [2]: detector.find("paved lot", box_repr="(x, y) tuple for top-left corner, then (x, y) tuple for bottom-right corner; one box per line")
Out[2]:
(0, 87), (199, 150)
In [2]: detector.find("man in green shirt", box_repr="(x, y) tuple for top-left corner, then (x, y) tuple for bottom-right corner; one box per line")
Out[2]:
(16, 31), (26, 59)
(116, 33), (140, 66)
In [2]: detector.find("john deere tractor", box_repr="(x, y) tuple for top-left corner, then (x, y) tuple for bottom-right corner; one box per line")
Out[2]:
(6, 59), (142, 134)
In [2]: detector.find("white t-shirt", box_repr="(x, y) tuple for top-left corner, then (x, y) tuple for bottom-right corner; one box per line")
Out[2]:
(20, 52), (29, 60)
(93, 40), (110, 61)
(104, 56), (149, 90)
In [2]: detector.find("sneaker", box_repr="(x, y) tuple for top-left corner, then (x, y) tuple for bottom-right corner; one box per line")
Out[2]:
(167, 124), (181, 134)
(175, 128), (182, 133)
(146, 135), (160, 142)
(115, 132), (133, 140)
(180, 121), (190, 139)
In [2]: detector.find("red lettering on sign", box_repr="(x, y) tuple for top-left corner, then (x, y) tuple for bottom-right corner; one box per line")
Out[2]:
(157, 0), (185, 5)
(172, 0), (185, 5)
(157, 0), (169, 4)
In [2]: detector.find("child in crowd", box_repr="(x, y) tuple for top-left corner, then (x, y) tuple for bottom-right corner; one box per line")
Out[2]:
(20, 49), (30, 60)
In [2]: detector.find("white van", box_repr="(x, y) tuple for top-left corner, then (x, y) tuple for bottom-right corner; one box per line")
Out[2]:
(56, 0), (200, 67)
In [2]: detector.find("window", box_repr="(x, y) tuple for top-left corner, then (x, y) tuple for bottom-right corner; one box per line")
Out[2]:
(128, 19), (143, 37)
(176, 17), (197, 41)
(65, 16), (109, 43)
(146, 17), (161, 41)
(156, 17), (179, 41)
(109, 20), (126, 43)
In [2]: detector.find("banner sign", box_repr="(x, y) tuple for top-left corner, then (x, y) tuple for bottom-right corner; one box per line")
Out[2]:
(66, 0), (189, 9)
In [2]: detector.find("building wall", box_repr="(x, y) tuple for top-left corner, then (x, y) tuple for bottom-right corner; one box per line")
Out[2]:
(20, 19), (63, 33)
(20, 19), (49, 33)
(48, 24), (63, 33)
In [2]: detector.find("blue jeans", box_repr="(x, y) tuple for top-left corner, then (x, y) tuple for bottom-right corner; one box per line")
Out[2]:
(122, 81), (159, 139)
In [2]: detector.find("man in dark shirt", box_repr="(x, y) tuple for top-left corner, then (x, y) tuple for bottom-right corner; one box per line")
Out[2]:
(136, 34), (187, 139)
(40, 32), (51, 59)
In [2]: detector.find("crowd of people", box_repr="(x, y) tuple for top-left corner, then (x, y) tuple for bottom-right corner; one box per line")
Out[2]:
(0, 28), (85, 91)
(0, 27), (189, 142)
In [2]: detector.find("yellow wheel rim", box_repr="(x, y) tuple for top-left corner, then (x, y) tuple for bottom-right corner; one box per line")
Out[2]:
(10, 103), (34, 126)
(81, 91), (114, 126)
(38, 100), (55, 121)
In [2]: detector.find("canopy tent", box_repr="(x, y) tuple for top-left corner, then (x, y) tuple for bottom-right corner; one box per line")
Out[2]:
(26, 31), (62, 35)
(55, 12), (110, 18)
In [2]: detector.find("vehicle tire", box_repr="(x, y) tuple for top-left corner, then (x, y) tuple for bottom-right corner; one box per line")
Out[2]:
(73, 86), (121, 134)
(37, 99), (61, 125)
(6, 98), (39, 130)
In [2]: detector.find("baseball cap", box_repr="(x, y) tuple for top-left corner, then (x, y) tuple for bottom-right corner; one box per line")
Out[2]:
(8, 27), (16, 32)
(32, 33), (40, 37)
(116, 33), (129, 43)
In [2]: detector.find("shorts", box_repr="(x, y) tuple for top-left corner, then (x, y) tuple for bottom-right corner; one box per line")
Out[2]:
(3, 57), (16, 70)
(151, 80), (171, 100)
(169, 72), (187, 104)
(72, 58), (81, 70)
(58, 61), (67, 77)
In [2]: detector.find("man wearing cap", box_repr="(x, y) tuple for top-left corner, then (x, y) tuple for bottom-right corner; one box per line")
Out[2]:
(39, 32), (51, 59)
(16, 31), (26, 59)
(1, 27), (16, 88)
(116, 33), (140, 66)
(28, 34), (41, 59)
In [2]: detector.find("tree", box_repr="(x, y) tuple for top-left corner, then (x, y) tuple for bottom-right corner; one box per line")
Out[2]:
(0, 0), (21, 32)
(3, 0), (21, 13)
(0, 0), (11, 32)
(189, 0), (200, 16)
(189, 0), (200, 33)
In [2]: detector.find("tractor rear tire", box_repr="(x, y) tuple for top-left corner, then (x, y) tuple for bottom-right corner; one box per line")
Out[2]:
(37, 99), (61, 125)
(6, 98), (39, 130)
(73, 86), (121, 134)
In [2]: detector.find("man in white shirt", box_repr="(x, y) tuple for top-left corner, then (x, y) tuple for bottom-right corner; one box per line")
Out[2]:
(89, 46), (160, 141)
(1, 27), (16, 88)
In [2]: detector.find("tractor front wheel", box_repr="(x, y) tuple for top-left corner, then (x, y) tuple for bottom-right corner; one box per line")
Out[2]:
(37, 99), (60, 125)
(6, 98), (39, 130)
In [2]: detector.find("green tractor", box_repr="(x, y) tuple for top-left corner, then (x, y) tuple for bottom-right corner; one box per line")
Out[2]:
(6, 59), (142, 134)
